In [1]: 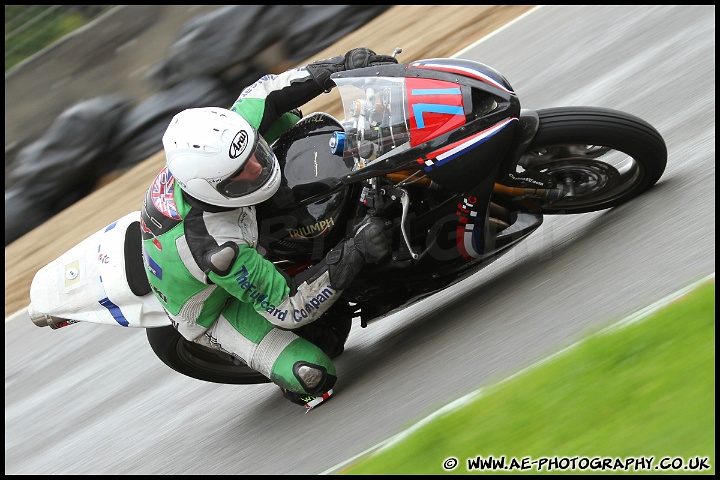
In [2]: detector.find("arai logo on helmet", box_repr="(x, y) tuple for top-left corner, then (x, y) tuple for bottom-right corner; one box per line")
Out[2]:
(230, 130), (249, 159)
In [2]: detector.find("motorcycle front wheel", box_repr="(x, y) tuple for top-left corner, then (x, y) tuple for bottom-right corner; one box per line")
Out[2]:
(518, 107), (667, 214)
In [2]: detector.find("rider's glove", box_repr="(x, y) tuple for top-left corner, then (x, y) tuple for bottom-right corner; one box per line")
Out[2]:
(307, 47), (399, 92)
(352, 216), (390, 264)
(326, 216), (390, 289)
(345, 47), (399, 69)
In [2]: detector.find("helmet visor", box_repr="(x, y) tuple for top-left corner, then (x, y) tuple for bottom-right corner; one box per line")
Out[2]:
(218, 134), (276, 198)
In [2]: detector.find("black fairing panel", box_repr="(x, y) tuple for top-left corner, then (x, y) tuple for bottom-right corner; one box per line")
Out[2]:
(257, 114), (357, 258)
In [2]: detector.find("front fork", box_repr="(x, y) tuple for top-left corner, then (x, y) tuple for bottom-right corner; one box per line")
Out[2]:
(493, 109), (568, 202)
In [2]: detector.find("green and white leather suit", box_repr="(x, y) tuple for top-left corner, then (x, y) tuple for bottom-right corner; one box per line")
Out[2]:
(140, 65), (344, 395)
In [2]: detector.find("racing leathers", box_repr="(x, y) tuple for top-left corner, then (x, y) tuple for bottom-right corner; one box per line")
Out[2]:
(140, 51), (391, 404)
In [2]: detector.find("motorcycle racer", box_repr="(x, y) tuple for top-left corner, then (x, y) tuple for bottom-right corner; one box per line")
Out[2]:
(140, 48), (397, 410)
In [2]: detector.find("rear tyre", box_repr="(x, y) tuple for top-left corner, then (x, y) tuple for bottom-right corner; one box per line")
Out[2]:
(146, 311), (353, 385)
(147, 326), (271, 385)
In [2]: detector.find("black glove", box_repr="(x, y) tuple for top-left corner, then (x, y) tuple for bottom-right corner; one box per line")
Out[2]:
(307, 47), (399, 91)
(326, 216), (390, 289)
(344, 47), (399, 69)
(352, 216), (390, 264)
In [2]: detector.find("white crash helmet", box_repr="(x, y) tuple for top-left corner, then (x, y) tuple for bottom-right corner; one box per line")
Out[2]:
(162, 107), (281, 208)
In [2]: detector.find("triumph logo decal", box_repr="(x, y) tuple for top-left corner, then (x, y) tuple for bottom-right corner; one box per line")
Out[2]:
(229, 130), (249, 159)
(287, 218), (335, 238)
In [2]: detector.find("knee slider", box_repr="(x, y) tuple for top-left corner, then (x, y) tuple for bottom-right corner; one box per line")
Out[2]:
(293, 361), (337, 395)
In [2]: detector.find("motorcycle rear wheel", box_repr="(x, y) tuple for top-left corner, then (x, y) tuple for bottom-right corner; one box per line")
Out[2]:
(519, 107), (667, 213)
(147, 326), (271, 385)
(146, 314), (353, 385)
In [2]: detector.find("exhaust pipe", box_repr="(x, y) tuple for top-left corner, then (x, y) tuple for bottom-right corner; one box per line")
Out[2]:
(27, 304), (78, 329)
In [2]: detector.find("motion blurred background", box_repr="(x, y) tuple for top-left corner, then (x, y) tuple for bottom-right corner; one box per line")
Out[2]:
(5, 5), (116, 72)
(5, 5), (392, 246)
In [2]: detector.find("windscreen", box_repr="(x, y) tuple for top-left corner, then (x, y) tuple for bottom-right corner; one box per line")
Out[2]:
(334, 76), (411, 169)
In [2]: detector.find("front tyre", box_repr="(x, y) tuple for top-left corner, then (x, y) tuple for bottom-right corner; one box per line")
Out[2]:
(519, 107), (667, 213)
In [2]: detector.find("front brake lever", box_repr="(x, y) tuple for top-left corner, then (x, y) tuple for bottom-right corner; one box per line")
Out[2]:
(381, 186), (418, 260)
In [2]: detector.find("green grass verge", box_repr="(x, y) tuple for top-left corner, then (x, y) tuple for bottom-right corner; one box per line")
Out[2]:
(5, 6), (116, 72)
(340, 279), (715, 475)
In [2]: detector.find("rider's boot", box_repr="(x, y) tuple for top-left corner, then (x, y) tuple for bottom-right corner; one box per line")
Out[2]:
(281, 387), (334, 411)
